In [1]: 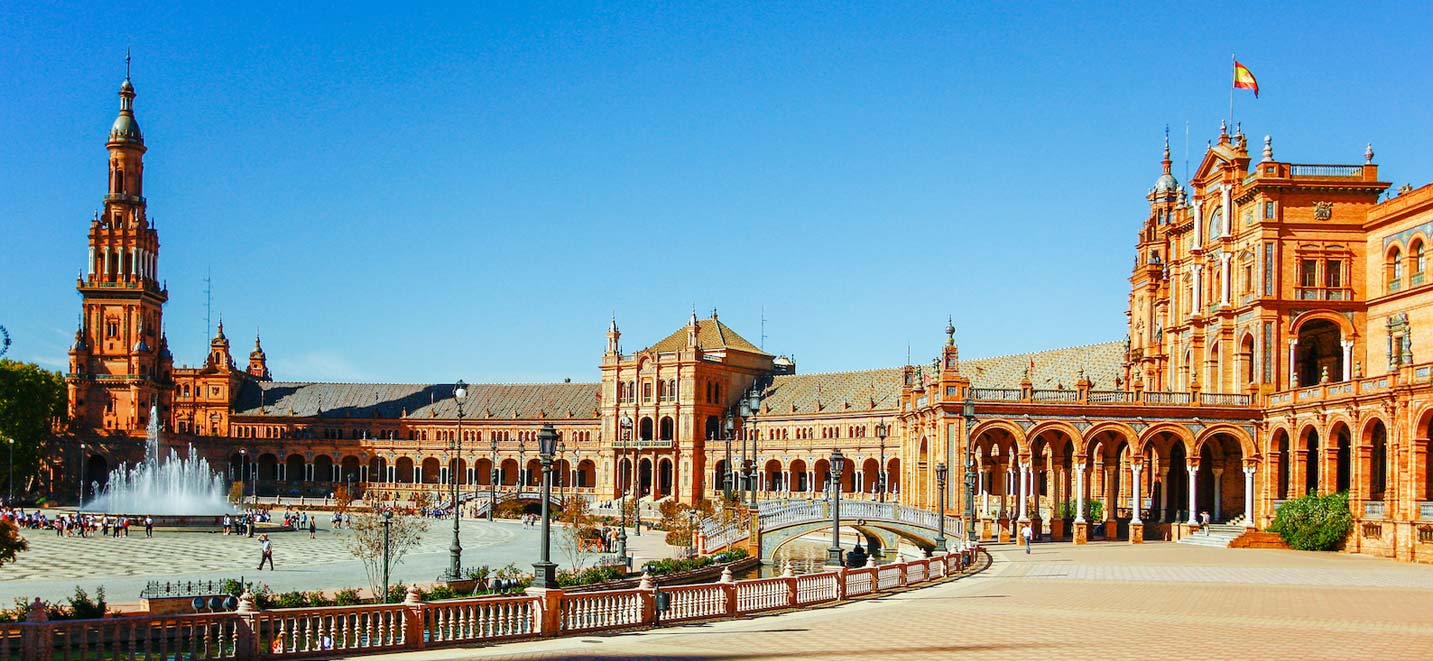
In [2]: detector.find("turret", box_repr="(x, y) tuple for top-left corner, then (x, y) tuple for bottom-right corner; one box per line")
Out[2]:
(207, 320), (233, 371)
(606, 314), (621, 356)
(247, 332), (271, 380)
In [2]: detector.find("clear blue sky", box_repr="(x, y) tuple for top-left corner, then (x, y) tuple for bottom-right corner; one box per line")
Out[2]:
(4, 3), (1431, 384)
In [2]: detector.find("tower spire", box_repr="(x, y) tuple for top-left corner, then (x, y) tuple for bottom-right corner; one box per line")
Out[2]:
(1162, 125), (1172, 175)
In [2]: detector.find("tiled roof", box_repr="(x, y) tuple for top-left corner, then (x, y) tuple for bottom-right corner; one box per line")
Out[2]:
(645, 317), (768, 355)
(232, 381), (602, 421)
(751, 340), (1126, 417)
(963, 341), (1125, 391)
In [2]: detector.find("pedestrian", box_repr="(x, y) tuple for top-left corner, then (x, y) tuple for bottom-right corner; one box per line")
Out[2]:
(1200, 510), (1210, 534)
(309, 518), (317, 539)
(144, 516), (154, 538)
(1021, 522), (1033, 554)
(257, 534), (275, 570)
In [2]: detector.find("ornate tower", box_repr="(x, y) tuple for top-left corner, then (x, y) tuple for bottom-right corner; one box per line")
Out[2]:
(69, 58), (170, 434)
(247, 332), (271, 380)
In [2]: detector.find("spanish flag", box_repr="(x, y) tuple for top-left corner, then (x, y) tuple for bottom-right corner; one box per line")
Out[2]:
(1233, 61), (1259, 98)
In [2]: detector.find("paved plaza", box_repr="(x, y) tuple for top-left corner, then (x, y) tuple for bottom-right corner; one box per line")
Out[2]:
(2, 516), (677, 604)
(354, 541), (1433, 661)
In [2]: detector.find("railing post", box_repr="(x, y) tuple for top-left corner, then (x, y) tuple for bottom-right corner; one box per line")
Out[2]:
(782, 561), (798, 608)
(528, 587), (565, 637)
(834, 567), (848, 601)
(233, 590), (260, 661)
(402, 586), (425, 650)
(719, 567), (739, 617)
(21, 597), (51, 661)
(638, 571), (657, 627)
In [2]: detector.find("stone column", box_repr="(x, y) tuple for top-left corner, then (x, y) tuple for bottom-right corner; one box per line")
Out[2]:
(1341, 341), (1354, 381)
(1131, 464), (1143, 524)
(1018, 461), (1030, 521)
(1073, 462), (1088, 544)
(1192, 264), (1204, 314)
(1243, 465), (1256, 528)
(1103, 465), (1116, 521)
(1158, 469), (1170, 521)
(1220, 252), (1232, 307)
(1288, 339), (1299, 389)
(1186, 463), (1199, 525)
(1213, 467), (1224, 521)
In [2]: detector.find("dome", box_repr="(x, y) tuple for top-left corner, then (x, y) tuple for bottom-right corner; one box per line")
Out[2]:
(1154, 173), (1179, 194)
(132, 337), (150, 353)
(110, 113), (142, 143)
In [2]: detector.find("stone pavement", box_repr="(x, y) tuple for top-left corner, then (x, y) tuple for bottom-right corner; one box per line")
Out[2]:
(351, 541), (1433, 661)
(2, 518), (678, 604)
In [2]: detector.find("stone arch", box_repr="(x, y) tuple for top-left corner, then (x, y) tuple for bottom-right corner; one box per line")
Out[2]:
(284, 454), (305, 484)
(659, 416), (675, 442)
(1193, 424), (1256, 460)
(970, 419), (1028, 453)
(1360, 417), (1390, 502)
(420, 457), (441, 484)
(576, 459), (596, 488)
(657, 457), (674, 497)
(1328, 420), (1353, 493)
(475, 457), (493, 486)
(499, 458), (519, 486)
(526, 458), (542, 487)
(1288, 309), (1357, 340)
(1298, 423), (1321, 496)
(1026, 420), (1083, 449)
(312, 454), (334, 484)
(790, 458), (809, 492)
(861, 457), (880, 494)
(639, 417), (654, 441)
(1269, 427), (1291, 500)
(1137, 423), (1194, 459)
(764, 458), (782, 492)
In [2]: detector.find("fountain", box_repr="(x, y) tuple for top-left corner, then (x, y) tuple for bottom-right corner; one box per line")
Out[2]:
(84, 406), (235, 521)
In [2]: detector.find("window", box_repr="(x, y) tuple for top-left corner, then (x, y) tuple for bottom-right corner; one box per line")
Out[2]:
(643, 381), (652, 403)
(1414, 241), (1426, 285)
(1208, 208), (1222, 241)
(1264, 201), (1275, 219)
(1300, 260), (1318, 288)
(1388, 247), (1404, 292)
(1324, 260), (1342, 289)
(1243, 263), (1254, 294)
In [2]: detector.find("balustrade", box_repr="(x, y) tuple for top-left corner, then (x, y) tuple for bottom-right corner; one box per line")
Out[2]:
(46, 613), (241, 661)
(736, 577), (789, 614)
(559, 590), (644, 633)
(661, 584), (728, 623)
(422, 595), (539, 644)
(258, 603), (408, 657)
(876, 565), (903, 590)
(844, 567), (875, 597)
(795, 573), (838, 605)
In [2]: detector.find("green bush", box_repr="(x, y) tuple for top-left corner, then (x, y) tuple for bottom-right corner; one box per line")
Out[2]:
(67, 586), (106, 620)
(333, 588), (362, 606)
(711, 548), (748, 563)
(556, 564), (626, 587)
(1269, 491), (1353, 551)
(274, 591), (308, 609)
(422, 585), (456, 601)
(384, 583), (409, 604)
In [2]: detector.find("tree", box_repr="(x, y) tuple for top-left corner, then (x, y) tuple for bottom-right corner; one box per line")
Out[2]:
(0, 360), (68, 501)
(346, 493), (430, 600)
(333, 484), (354, 519)
(0, 519), (28, 567)
(227, 482), (245, 508)
(1269, 491), (1354, 551)
(556, 497), (599, 570)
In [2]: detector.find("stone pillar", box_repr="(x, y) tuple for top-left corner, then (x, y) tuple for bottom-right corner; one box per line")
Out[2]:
(1341, 341), (1354, 382)
(1130, 464), (1143, 525)
(1186, 463), (1199, 525)
(1073, 463), (1087, 545)
(1213, 467), (1224, 521)
(1192, 264), (1203, 314)
(1243, 465), (1256, 528)
(1288, 339), (1299, 389)
(1018, 461), (1030, 521)
(1158, 469), (1170, 522)
(1220, 252), (1232, 307)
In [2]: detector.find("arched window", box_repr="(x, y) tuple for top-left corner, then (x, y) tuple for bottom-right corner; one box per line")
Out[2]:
(1208, 207), (1223, 241)
(1388, 246), (1404, 292)
(1412, 240), (1426, 285)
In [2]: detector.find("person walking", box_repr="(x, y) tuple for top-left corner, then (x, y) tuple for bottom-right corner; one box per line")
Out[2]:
(1200, 510), (1210, 535)
(257, 534), (275, 570)
(308, 518), (317, 539)
(144, 516), (154, 538)
(1021, 522), (1033, 554)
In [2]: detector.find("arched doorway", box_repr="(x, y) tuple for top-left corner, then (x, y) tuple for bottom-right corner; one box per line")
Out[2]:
(421, 458), (441, 484)
(257, 453), (279, 482)
(525, 459), (542, 487)
(861, 458), (879, 495)
(1166, 441), (1189, 522)
(1365, 420), (1388, 502)
(1331, 423), (1352, 493)
(814, 459), (831, 495)
(1239, 333), (1255, 387)
(500, 458), (518, 486)
(658, 417), (674, 442)
(368, 456), (386, 483)
(638, 458), (653, 497)
(1197, 433), (1245, 524)
(790, 459), (808, 492)
(228, 453), (245, 482)
(616, 457), (632, 493)
(1297, 319), (1343, 386)
(475, 458), (493, 486)
(764, 459), (781, 493)
(577, 459), (596, 488)
(84, 454), (110, 498)
(704, 415), (720, 440)
(395, 457), (415, 484)
(1302, 428), (1320, 496)
(639, 417), (654, 441)
(1273, 430), (1290, 500)
(658, 458), (674, 497)
(313, 455), (334, 484)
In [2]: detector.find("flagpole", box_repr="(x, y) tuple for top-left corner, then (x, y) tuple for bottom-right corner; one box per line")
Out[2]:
(1229, 53), (1236, 131)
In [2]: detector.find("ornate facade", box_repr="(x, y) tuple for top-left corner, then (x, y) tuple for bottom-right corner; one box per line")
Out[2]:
(61, 75), (1433, 562)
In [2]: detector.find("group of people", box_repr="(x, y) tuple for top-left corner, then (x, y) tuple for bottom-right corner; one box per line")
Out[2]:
(43, 511), (154, 538)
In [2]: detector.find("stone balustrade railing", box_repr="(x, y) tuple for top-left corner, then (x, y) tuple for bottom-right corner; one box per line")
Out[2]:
(965, 388), (1252, 408)
(3, 548), (982, 661)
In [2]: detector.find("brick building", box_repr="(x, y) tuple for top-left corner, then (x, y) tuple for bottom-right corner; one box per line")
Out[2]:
(61, 75), (1433, 561)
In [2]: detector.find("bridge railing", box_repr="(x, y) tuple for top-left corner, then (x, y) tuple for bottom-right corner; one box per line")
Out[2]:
(1, 546), (983, 660)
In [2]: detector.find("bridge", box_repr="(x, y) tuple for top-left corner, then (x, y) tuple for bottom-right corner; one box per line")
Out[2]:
(700, 500), (967, 562)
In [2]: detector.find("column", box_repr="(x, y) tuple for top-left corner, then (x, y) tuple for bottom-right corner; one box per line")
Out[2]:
(1288, 339), (1299, 388)
(783, 470), (790, 496)
(1186, 464), (1199, 524)
(1221, 185), (1233, 235)
(1018, 461), (1030, 520)
(1192, 264), (1203, 315)
(1243, 465), (1256, 527)
(1341, 341), (1354, 381)
(1220, 252), (1232, 306)
(1213, 468), (1224, 521)
(1074, 464), (1086, 523)
(1158, 469), (1169, 521)
(1130, 464), (1143, 524)
(87, 246), (96, 277)
(1103, 465), (1116, 521)
(1192, 199), (1203, 244)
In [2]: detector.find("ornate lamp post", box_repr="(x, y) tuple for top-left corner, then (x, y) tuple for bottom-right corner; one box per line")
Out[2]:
(488, 433), (498, 522)
(617, 415), (632, 564)
(722, 414), (735, 500)
(7, 437), (14, 505)
(826, 448), (845, 566)
(935, 462), (948, 552)
(381, 508), (393, 602)
(962, 398), (977, 543)
(742, 385), (762, 510)
(532, 424), (559, 589)
(78, 442), (87, 506)
(875, 420), (889, 503)
(443, 379), (467, 582)
(518, 438), (527, 494)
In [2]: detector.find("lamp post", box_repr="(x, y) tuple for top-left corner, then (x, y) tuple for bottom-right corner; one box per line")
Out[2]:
(722, 414), (735, 501)
(488, 434), (498, 522)
(78, 442), (87, 506)
(532, 424), (559, 589)
(617, 415), (632, 564)
(381, 508), (393, 603)
(518, 439), (527, 495)
(7, 437), (14, 505)
(962, 398), (977, 543)
(935, 462), (948, 552)
(444, 379), (467, 582)
(743, 385), (762, 510)
(557, 437), (566, 503)
(687, 508), (698, 558)
(826, 448), (845, 566)
(875, 421), (888, 503)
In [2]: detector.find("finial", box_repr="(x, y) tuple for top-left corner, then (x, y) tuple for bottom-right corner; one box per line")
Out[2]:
(1365, 143), (1375, 164)
(1235, 121), (1242, 137)
(1262, 135), (1273, 162)
(945, 316), (955, 346)
(690, 306), (698, 325)
(1220, 119), (1227, 135)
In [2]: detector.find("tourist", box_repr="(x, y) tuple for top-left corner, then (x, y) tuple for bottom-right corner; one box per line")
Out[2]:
(257, 534), (275, 570)
(1021, 522), (1033, 554)
(309, 517), (317, 539)
(144, 515), (154, 537)
(1200, 510), (1210, 534)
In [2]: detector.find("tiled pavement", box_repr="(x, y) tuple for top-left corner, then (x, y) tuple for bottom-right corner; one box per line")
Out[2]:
(353, 541), (1433, 661)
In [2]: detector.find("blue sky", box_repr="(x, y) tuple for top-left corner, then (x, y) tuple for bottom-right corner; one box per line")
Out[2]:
(4, 3), (1431, 384)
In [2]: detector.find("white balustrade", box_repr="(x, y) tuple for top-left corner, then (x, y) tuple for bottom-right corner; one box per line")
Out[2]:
(736, 578), (789, 614)
(560, 590), (644, 633)
(257, 604), (408, 656)
(844, 568), (875, 597)
(795, 573), (838, 605)
(423, 596), (540, 643)
(662, 584), (728, 622)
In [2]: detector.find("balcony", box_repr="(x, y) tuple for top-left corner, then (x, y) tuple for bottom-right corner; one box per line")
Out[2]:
(1289, 164), (1364, 178)
(963, 388), (1250, 408)
(1364, 501), (1386, 519)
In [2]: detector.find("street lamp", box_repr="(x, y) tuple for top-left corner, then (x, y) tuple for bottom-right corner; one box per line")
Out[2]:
(78, 442), (87, 507)
(687, 508), (698, 558)
(617, 415), (632, 564)
(488, 433), (498, 522)
(875, 421), (889, 503)
(962, 398), (977, 543)
(743, 385), (762, 510)
(935, 462), (948, 552)
(7, 437), (14, 505)
(444, 379), (467, 582)
(722, 414), (735, 501)
(518, 438), (527, 495)
(381, 508), (393, 603)
(532, 424), (559, 589)
(557, 436), (566, 503)
(826, 448), (845, 566)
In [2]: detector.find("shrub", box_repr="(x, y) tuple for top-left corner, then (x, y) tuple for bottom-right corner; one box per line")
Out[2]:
(384, 583), (409, 604)
(711, 548), (748, 563)
(556, 564), (626, 587)
(333, 588), (362, 606)
(1269, 491), (1353, 551)
(274, 591), (308, 609)
(422, 585), (456, 601)
(67, 586), (106, 620)
(495, 500), (526, 519)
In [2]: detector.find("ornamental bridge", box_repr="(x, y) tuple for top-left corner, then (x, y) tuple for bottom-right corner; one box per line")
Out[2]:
(699, 500), (967, 562)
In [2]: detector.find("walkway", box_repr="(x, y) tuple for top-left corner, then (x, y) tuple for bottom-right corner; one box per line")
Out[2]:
(354, 542), (1433, 661)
